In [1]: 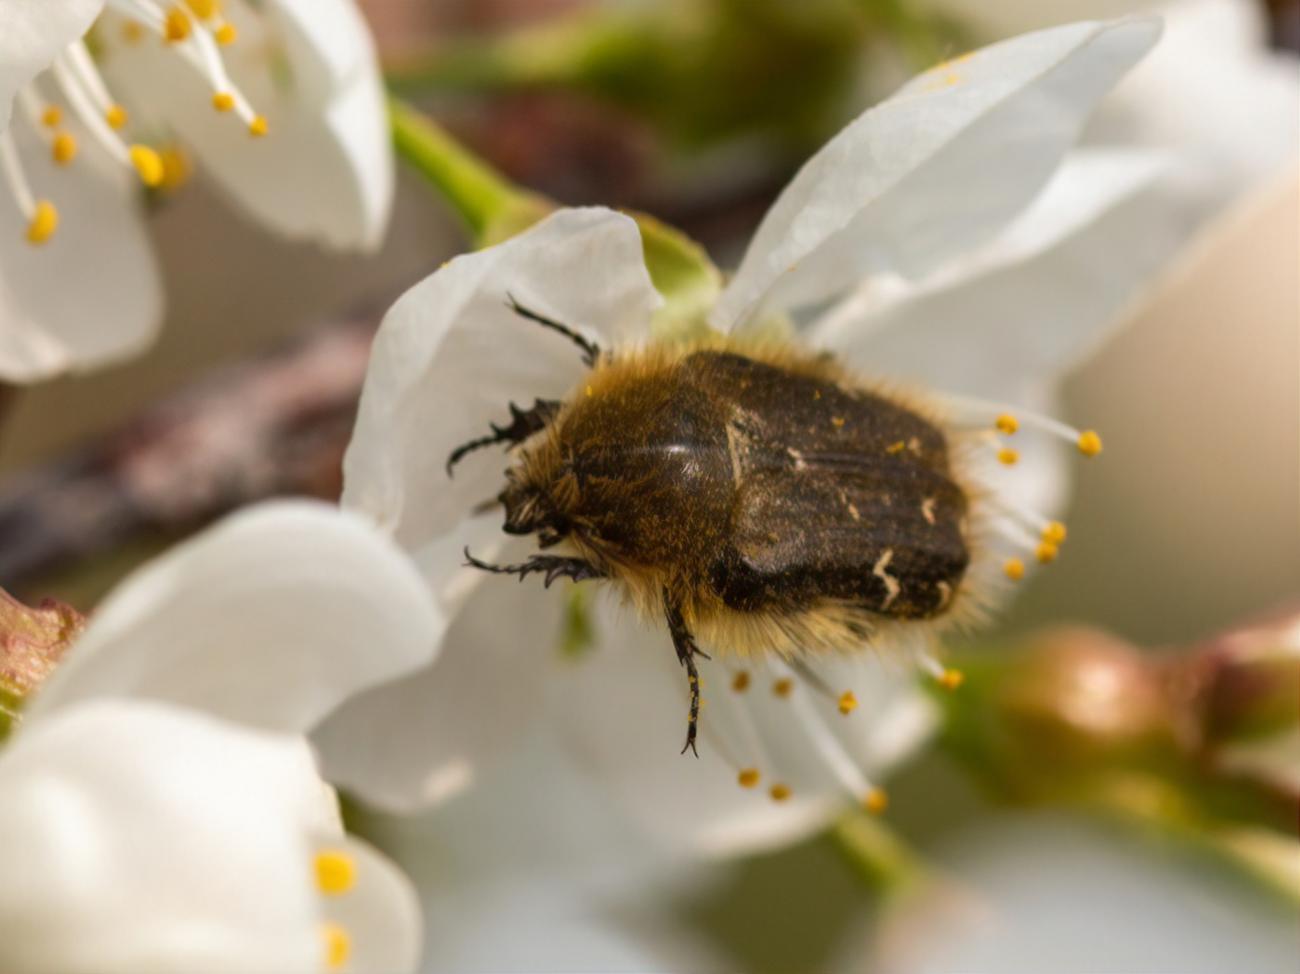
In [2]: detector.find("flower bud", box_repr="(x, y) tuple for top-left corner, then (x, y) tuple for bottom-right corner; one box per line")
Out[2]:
(995, 627), (1182, 779)
(1168, 610), (1300, 802)
(0, 588), (85, 731)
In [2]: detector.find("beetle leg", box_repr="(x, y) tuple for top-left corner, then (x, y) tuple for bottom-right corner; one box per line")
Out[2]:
(463, 548), (604, 588)
(505, 293), (601, 367)
(665, 595), (711, 758)
(446, 398), (562, 476)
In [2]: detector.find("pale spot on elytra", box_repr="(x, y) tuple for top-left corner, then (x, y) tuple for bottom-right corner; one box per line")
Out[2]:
(873, 549), (900, 609)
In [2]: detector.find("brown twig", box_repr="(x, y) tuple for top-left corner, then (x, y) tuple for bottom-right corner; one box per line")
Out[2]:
(0, 314), (378, 595)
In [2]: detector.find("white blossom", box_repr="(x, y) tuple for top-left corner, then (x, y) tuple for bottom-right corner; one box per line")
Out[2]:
(0, 499), (441, 971)
(322, 18), (1165, 855)
(0, 700), (421, 973)
(0, 0), (392, 382)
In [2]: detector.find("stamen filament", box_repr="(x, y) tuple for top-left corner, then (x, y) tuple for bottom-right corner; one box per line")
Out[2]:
(107, 0), (262, 128)
(774, 660), (884, 809)
(1, 130), (39, 217)
(944, 392), (1099, 454)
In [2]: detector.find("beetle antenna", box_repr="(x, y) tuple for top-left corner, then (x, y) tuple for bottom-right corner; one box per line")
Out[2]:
(505, 293), (601, 367)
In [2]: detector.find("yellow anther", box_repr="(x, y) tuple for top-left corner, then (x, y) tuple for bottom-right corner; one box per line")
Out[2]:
(731, 670), (750, 693)
(122, 20), (146, 44)
(164, 6), (193, 42)
(215, 23), (238, 45)
(737, 768), (760, 789)
(772, 677), (794, 699)
(105, 104), (128, 130)
(40, 106), (62, 128)
(864, 788), (889, 814)
(584, 385), (594, 398)
(1042, 521), (1068, 545)
(830, 416), (846, 428)
(25, 201), (58, 245)
(997, 447), (1019, 466)
(129, 145), (165, 187)
(1077, 430), (1103, 457)
(321, 923), (350, 970)
(314, 849), (356, 896)
(1003, 557), (1025, 581)
(837, 690), (858, 716)
(51, 132), (78, 165)
(995, 413), (1018, 435)
(211, 91), (235, 113)
(185, 0), (219, 18)
(248, 115), (269, 138)
(1035, 541), (1059, 564)
(938, 668), (965, 691)
(159, 145), (192, 191)
(886, 441), (906, 454)
(769, 783), (792, 802)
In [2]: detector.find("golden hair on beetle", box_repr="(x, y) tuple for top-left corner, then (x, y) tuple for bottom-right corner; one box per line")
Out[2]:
(458, 297), (1098, 759)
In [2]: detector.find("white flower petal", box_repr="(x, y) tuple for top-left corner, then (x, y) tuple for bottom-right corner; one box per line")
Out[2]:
(1089, 0), (1300, 205)
(550, 597), (932, 857)
(98, 1), (393, 250)
(315, 553), (559, 812)
(342, 207), (661, 554)
(0, 0), (102, 133)
(710, 18), (1160, 330)
(856, 813), (1300, 974)
(0, 700), (322, 974)
(259, 0), (379, 101)
(316, 837), (423, 974)
(0, 122), (162, 382)
(808, 148), (1171, 399)
(26, 500), (442, 735)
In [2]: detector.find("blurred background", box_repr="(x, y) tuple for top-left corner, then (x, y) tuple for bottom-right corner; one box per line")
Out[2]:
(0, 1), (1296, 971)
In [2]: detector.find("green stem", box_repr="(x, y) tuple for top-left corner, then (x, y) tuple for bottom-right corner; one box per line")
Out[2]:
(389, 97), (548, 245)
(829, 807), (929, 896)
(385, 14), (630, 95)
(1083, 773), (1300, 907)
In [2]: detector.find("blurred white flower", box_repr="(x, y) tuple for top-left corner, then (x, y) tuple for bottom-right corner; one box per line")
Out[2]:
(0, 0), (392, 382)
(320, 19), (1163, 855)
(0, 699), (421, 974)
(22, 499), (442, 735)
(843, 812), (1298, 974)
(0, 500), (441, 970)
(931, 0), (1299, 211)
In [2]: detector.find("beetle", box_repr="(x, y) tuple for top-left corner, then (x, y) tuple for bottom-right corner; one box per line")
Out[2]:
(451, 297), (990, 757)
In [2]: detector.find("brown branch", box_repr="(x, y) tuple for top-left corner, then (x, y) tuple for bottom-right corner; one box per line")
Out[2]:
(0, 313), (379, 594)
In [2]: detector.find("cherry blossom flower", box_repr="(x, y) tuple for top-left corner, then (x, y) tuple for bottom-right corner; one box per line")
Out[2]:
(0, 700), (421, 973)
(320, 18), (1165, 855)
(0, 499), (441, 970)
(0, 0), (392, 382)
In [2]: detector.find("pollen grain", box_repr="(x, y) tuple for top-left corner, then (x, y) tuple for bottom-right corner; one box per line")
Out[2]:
(129, 145), (165, 187)
(314, 849), (356, 896)
(25, 201), (58, 245)
(321, 923), (350, 970)
(864, 788), (889, 814)
(938, 668), (965, 691)
(51, 132), (78, 165)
